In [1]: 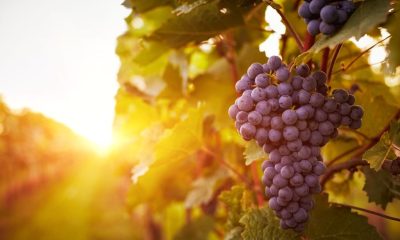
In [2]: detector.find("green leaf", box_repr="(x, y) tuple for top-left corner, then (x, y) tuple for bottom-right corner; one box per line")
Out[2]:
(362, 166), (400, 209)
(129, 0), (175, 13)
(219, 186), (254, 231)
(363, 132), (396, 170)
(309, 0), (390, 53)
(149, 0), (245, 48)
(384, 4), (400, 73)
(184, 168), (228, 208)
(239, 207), (299, 240)
(173, 215), (215, 240)
(305, 194), (383, 240)
(389, 120), (400, 147)
(244, 140), (267, 166)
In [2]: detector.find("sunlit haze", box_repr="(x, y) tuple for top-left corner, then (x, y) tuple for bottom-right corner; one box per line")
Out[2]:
(0, 0), (130, 148)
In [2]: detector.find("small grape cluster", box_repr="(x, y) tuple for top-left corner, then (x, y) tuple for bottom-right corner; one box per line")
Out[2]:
(298, 0), (356, 36)
(228, 56), (363, 231)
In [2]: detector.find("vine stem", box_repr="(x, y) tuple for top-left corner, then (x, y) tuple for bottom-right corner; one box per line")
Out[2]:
(332, 202), (400, 222)
(327, 43), (342, 83)
(338, 35), (391, 73)
(321, 48), (330, 73)
(326, 145), (363, 167)
(321, 159), (369, 187)
(275, 8), (304, 51)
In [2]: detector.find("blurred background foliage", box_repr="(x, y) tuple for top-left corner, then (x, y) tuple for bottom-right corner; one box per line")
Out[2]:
(1, 0), (400, 239)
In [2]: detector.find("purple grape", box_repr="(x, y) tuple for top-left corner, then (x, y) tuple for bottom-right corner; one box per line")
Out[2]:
(261, 116), (271, 127)
(247, 63), (264, 79)
(305, 174), (319, 187)
(279, 95), (293, 109)
(278, 82), (293, 95)
(294, 184), (309, 197)
(336, 9), (348, 24)
(275, 163), (284, 172)
(339, 1), (356, 14)
(292, 76), (304, 90)
(269, 197), (282, 211)
(237, 95), (254, 111)
(236, 111), (248, 123)
(347, 94), (355, 105)
(279, 145), (291, 156)
(262, 160), (273, 171)
(255, 74), (270, 88)
(298, 146), (311, 159)
(280, 209), (292, 220)
(298, 89), (311, 105)
(298, 2), (312, 18)
(273, 174), (289, 188)
(269, 129), (282, 143)
(283, 126), (299, 141)
(271, 116), (284, 129)
(323, 99), (337, 112)
(308, 120), (318, 131)
(265, 85), (279, 98)
(310, 93), (325, 107)
(282, 109), (298, 125)
(276, 66), (291, 82)
(312, 71), (327, 84)
(296, 106), (309, 120)
(278, 187), (294, 202)
(350, 119), (362, 129)
(287, 202), (299, 213)
(228, 104), (239, 119)
(293, 208), (308, 223)
(281, 165), (295, 179)
(240, 123), (256, 140)
(296, 64), (310, 77)
(264, 167), (277, 179)
(248, 111), (262, 125)
(302, 76), (317, 91)
(262, 63), (272, 73)
(350, 105), (364, 120)
(339, 103), (351, 115)
(307, 19), (321, 36)
(290, 173), (304, 187)
(267, 99), (280, 111)
(296, 120), (308, 131)
(333, 89), (349, 103)
(320, 5), (338, 24)
(299, 129), (311, 142)
(311, 146), (320, 157)
(263, 143), (275, 153)
(313, 161), (326, 175)
(269, 150), (281, 163)
(287, 139), (302, 152)
(315, 109), (328, 122)
(309, 0), (327, 14)
(341, 116), (351, 126)
(267, 56), (282, 71)
(310, 131), (323, 146)
(251, 87), (267, 102)
(256, 101), (271, 115)
(319, 21), (337, 35)
(235, 77), (252, 93)
(318, 121), (334, 136)
(299, 160), (313, 173)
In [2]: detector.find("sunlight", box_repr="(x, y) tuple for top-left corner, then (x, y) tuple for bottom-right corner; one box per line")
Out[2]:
(259, 6), (286, 58)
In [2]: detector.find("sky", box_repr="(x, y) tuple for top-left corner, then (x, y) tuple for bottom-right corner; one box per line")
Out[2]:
(0, 0), (130, 147)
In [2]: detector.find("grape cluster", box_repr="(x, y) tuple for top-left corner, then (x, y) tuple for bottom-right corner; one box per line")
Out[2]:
(228, 56), (364, 231)
(298, 0), (356, 36)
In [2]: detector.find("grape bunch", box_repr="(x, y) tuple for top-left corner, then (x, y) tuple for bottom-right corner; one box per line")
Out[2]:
(228, 56), (364, 231)
(298, 0), (356, 36)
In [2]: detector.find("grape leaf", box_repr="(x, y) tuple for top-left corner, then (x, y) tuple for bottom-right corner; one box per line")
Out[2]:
(173, 215), (215, 240)
(363, 132), (396, 170)
(384, 3), (400, 73)
(239, 207), (300, 240)
(305, 194), (383, 239)
(127, 0), (175, 13)
(362, 166), (400, 209)
(244, 140), (267, 166)
(149, 0), (244, 48)
(184, 168), (228, 208)
(389, 120), (400, 147)
(309, 0), (390, 53)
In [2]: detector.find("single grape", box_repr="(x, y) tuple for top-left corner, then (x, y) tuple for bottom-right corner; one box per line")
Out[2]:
(228, 104), (239, 119)
(273, 174), (289, 188)
(280, 209), (292, 220)
(292, 76), (304, 90)
(312, 71), (327, 84)
(341, 116), (352, 126)
(293, 208), (308, 223)
(302, 76), (317, 91)
(279, 145), (291, 156)
(298, 2), (312, 18)
(350, 105), (364, 120)
(262, 160), (273, 171)
(350, 119), (362, 129)
(315, 108), (328, 122)
(278, 187), (294, 202)
(339, 0), (356, 14)
(263, 143), (275, 153)
(278, 82), (293, 95)
(313, 161), (326, 175)
(283, 126), (300, 141)
(263, 63), (272, 73)
(290, 173), (304, 187)
(276, 66), (291, 82)
(279, 95), (293, 109)
(339, 103), (351, 115)
(333, 89), (349, 103)
(248, 111), (262, 125)
(287, 139), (302, 152)
(287, 202), (299, 213)
(268, 56), (282, 71)
(282, 109), (298, 125)
(275, 163), (284, 172)
(271, 116), (284, 129)
(296, 64), (310, 77)
(269, 129), (282, 143)
(294, 184), (309, 197)
(240, 123), (256, 140)
(307, 19), (321, 36)
(323, 99), (338, 112)
(261, 116), (272, 127)
(310, 131), (323, 146)
(251, 87), (267, 102)
(296, 106), (309, 120)
(281, 165), (295, 179)
(309, 0), (327, 14)
(264, 167), (277, 179)
(318, 121), (335, 136)
(267, 98), (280, 111)
(305, 174), (319, 187)
(347, 94), (356, 105)
(284, 218), (297, 228)
(296, 120), (308, 131)
(235, 111), (248, 124)
(311, 146), (321, 157)
(299, 160), (313, 173)
(299, 129), (311, 142)
(319, 21), (337, 35)
(336, 9), (348, 24)
(247, 63), (264, 79)
(308, 120), (318, 131)
(237, 95), (254, 111)
(255, 74), (270, 88)
(298, 146), (311, 159)
(235, 77), (252, 93)
(269, 197), (282, 211)
(265, 85), (279, 99)
(255, 101), (271, 115)
(320, 5), (338, 24)
(269, 149), (281, 163)
(298, 89), (311, 105)
(310, 92), (325, 107)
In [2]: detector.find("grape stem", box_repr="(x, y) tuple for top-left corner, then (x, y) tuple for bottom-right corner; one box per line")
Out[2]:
(327, 43), (342, 83)
(331, 202), (400, 222)
(338, 35), (391, 73)
(321, 158), (369, 187)
(274, 7), (305, 51)
(321, 48), (330, 73)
